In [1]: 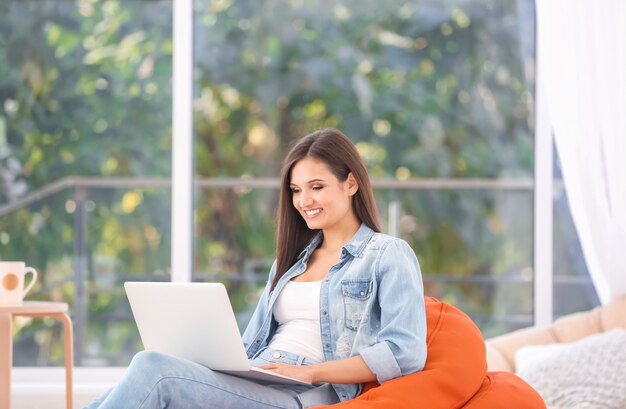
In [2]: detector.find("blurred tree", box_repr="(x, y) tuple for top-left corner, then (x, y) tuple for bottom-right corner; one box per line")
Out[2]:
(0, 0), (173, 365)
(192, 0), (535, 333)
(0, 0), (535, 364)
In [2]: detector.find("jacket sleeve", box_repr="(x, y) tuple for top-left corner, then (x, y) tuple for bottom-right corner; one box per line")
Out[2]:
(241, 260), (276, 353)
(358, 239), (427, 383)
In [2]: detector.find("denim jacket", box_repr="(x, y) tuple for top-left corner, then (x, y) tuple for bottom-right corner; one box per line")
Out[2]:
(242, 223), (427, 402)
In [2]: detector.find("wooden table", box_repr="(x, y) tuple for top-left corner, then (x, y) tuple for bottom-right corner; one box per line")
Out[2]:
(0, 302), (73, 409)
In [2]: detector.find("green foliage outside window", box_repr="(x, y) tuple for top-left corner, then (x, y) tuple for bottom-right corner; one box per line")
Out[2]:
(0, 0), (534, 366)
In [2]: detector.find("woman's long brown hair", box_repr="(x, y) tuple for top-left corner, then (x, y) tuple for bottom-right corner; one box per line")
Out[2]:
(272, 128), (382, 290)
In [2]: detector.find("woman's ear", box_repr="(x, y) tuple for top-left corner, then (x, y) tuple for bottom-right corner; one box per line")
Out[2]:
(346, 172), (359, 196)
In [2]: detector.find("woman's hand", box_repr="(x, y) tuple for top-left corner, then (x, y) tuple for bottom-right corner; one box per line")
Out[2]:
(257, 363), (316, 384)
(257, 355), (377, 385)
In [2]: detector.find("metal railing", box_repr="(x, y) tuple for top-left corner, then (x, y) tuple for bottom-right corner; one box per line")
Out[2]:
(0, 176), (534, 217)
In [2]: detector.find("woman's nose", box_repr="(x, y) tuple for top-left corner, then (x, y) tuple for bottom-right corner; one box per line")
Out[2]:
(299, 191), (313, 208)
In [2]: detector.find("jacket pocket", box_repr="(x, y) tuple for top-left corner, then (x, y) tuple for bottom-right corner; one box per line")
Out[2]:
(341, 279), (372, 330)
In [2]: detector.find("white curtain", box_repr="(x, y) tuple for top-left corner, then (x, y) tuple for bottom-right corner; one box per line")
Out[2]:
(536, 1), (626, 304)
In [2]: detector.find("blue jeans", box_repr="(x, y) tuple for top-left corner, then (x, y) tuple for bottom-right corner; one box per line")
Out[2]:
(83, 348), (341, 409)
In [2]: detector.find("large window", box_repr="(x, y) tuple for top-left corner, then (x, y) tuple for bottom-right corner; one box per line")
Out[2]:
(192, 0), (537, 338)
(0, 0), (597, 368)
(0, 0), (172, 366)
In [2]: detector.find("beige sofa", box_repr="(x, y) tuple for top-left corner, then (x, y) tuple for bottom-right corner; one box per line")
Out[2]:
(486, 295), (626, 372)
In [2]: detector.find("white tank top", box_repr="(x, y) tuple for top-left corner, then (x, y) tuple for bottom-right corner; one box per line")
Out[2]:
(268, 280), (324, 363)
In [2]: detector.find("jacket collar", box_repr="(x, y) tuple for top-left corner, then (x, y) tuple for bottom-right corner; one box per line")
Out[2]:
(297, 222), (375, 260)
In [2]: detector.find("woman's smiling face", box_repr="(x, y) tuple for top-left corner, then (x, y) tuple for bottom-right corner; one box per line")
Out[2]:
(290, 156), (358, 232)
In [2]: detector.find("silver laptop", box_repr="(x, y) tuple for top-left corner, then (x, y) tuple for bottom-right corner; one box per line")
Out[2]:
(124, 281), (311, 385)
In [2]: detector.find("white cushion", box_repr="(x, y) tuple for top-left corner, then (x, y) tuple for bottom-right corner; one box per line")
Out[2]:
(515, 342), (570, 374)
(516, 328), (626, 409)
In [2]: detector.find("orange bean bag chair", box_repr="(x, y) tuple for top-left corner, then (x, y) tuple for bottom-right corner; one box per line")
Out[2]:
(312, 297), (545, 409)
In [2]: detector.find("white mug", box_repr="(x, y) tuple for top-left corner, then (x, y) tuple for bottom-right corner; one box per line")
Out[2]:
(0, 261), (38, 306)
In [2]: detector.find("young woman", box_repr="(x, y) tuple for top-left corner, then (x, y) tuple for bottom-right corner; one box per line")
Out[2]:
(85, 128), (427, 409)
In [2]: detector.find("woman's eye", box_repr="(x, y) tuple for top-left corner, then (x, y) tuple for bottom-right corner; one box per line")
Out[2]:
(291, 188), (300, 194)
(312, 185), (323, 191)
